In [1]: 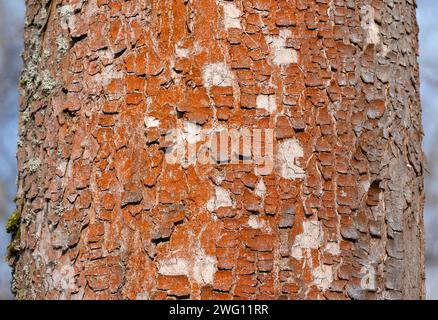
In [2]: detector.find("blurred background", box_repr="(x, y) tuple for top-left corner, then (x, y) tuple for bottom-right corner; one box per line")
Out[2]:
(418, 0), (438, 300)
(0, 0), (436, 299)
(0, 0), (25, 299)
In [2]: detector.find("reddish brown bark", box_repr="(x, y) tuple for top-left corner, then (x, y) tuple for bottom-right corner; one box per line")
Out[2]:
(11, 0), (424, 299)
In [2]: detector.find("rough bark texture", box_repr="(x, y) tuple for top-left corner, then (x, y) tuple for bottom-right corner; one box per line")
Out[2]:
(11, 0), (425, 299)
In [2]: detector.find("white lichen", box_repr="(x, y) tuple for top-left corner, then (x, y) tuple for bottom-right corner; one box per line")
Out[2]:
(41, 71), (56, 93)
(221, 1), (242, 29)
(360, 5), (380, 45)
(268, 30), (297, 65)
(175, 47), (190, 59)
(157, 247), (217, 285)
(254, 178), (266, 198)
(312, 265), (333, 291)
(324, 242), (341, 256)
(291, 220), (322, 259)
(135, 292), (150, 300)
(247, 215), (268, 230)
(144, 116), (160, 128)
(360, 264), (377, 291)
(28, 158), (42, 173)
(277, 138), (305, 180)
(101, 64), (124, 87)
(192, 246), (217, 285)
(56, 36), (69, 56)
(157, 257), (190, 276)
(256, 94), (277, 113)
(52, 263), (76, 295)
(202, 62), (234, 88)
(207, 186), (233, 212)
(164, 121), (206, 166)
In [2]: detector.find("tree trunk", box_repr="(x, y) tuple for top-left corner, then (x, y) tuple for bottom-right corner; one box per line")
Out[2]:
(10, 0), (425, 299)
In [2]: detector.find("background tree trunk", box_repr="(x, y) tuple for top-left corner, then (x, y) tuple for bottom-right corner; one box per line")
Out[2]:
(10, 0), (425, 299)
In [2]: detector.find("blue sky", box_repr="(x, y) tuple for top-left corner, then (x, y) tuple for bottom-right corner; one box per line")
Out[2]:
(417, 0), (438, 299)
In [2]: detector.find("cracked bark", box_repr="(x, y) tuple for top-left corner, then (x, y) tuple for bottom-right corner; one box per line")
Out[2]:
(11, 0), (425, 300)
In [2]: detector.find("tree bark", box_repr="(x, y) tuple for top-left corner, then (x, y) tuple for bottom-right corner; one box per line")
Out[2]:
(10, 0), (425, 299)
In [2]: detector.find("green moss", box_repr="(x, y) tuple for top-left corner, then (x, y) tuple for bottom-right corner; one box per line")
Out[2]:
(19, 78), (27, 88)
(6, 210), (21, 266)
(7, 231), (20, 255)
(6, 210), (20, 234)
